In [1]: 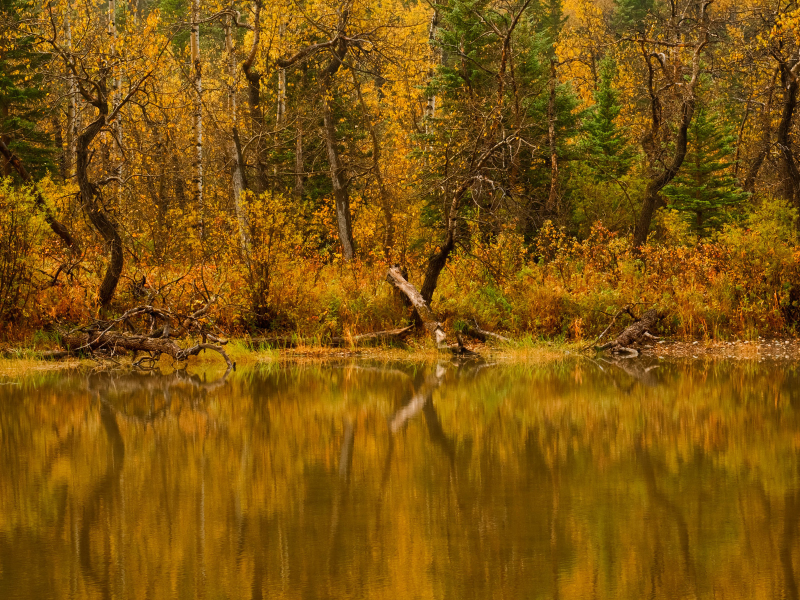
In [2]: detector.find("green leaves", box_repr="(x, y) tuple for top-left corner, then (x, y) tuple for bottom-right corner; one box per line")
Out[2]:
(662, 106), (748, 236)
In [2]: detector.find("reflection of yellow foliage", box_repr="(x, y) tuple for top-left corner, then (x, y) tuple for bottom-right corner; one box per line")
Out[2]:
(2, 363), (800, 598)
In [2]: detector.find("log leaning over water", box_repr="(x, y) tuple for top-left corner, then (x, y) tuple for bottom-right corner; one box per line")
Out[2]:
(385, 266), (447, 348)
(597, 308), (664, 356)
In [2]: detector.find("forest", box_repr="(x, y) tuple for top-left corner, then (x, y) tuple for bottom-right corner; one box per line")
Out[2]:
(1, 0), (800, 346)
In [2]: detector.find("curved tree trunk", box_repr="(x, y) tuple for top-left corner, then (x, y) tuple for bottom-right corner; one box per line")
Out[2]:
(632, 99), (693, 248)
(225, 14), (250, 258)
(77, 100), (123, 308)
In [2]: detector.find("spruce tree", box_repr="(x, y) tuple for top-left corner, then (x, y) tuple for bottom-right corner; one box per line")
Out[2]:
(582, 57), (634, 182)
(611, 0), (655, 34)
(662, 107), (748, 236)
(0, 0), (53, 177)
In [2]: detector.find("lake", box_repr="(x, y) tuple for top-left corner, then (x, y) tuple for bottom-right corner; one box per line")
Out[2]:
(1, 358), (799, 599)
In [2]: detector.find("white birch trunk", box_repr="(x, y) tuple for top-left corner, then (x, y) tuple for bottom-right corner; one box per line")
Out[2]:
(424, 11), (438, 123)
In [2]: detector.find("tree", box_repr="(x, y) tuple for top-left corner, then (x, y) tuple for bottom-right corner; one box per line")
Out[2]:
(0, 0), (53, 178)
(581, 57), (634, 182)
(416, 0), (580, 303)
(662, 106), (747, 235)
(44, 5), (165, 308)
(630, 0), (713, 248)
(611, 0), (654, 35)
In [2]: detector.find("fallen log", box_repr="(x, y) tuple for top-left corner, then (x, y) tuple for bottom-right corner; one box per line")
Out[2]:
(62, 331), (233, 369)
(462, 320), (511, 344)
(596, 308), (664, 356)
(386, 266), (447, 348)
(328, 325), (414, 348)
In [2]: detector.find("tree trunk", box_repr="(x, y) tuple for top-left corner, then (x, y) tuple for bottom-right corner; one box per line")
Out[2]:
(190, 0), (204, 236)
(420, 232), (454, 305)
(53, 114), (66, 180)
(242, 0), (268, 194)
(777, 68), (800, 206)
(546, 59), (559, 215)
(64, 0), (77, 179)
(62, 331), (232, 369)
(320, 40), (355, 261)
(424, 11), (439, 122)
(77, 103), (124, 308)
(322, 92), (355, 260)
(743, 68), (778, 193)
(386, 266), (447, 346)
(294, 128), (304, 198)
(226, 15), (250, 257)
(108, 0), (123, 206)
(633, 99), (696, 248)
(598, 308), (664, 355)
(354, 79), (393, 259)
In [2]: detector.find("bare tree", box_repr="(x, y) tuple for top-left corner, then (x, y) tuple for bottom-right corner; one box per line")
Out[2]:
(632, 0), (713, 248)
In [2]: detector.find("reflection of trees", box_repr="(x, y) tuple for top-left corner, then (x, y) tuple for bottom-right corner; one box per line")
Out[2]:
(78, 401), (125, 599)
(637, 439), (697, 599)
(3, 361), (800, 599)
(782, 461), (800, 600)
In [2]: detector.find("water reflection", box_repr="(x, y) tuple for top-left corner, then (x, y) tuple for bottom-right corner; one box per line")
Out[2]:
(1, 359), (800, 599)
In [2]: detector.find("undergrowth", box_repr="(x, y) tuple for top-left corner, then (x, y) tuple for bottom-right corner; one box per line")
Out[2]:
(1, 193), (799, 346)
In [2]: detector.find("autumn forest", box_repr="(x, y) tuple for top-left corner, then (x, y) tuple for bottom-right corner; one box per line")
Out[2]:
(2, 0), (800, 343)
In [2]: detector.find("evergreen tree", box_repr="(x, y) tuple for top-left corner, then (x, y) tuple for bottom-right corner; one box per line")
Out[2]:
(662, 107), (748, 236)
(0, 0), (53, 177)
(611, 0), (655, 34)
(581, 57), (634, 182)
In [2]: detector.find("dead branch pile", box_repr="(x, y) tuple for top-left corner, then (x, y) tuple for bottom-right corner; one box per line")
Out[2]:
(589, 307), (665, 357)
(58, 301), (233, 370)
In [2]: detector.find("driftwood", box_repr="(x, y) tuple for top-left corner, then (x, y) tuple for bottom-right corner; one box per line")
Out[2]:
(595, 308), (664, 356)
(386, 266), (447, 347)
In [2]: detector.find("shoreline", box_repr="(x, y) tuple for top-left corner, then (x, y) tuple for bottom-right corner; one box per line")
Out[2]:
(2, 335), (800, 377)
(638, 338), (800, 360)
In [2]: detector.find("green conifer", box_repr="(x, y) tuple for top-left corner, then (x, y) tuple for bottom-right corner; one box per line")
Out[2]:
(662, 106), (748, 236)
(611, 0), (655, 34)
(0, 0), (53, 177)
(581, 57), (634, 182)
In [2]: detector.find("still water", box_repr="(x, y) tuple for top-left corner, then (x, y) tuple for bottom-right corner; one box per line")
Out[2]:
(1, 358), (800, 599)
